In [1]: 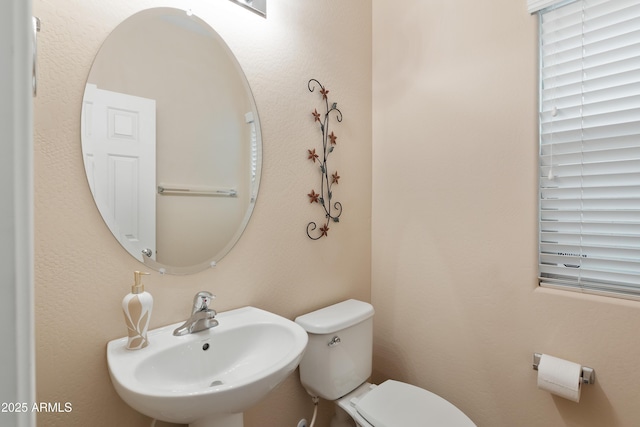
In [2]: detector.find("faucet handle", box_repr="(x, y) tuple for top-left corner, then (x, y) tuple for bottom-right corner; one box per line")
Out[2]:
(192, 291), (215, 314)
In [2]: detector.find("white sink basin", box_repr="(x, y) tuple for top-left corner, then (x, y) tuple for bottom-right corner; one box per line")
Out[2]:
(107, 306), (308, 426)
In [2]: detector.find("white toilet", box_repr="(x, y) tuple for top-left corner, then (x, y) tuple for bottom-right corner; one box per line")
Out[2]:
(295, 299), (476, 427)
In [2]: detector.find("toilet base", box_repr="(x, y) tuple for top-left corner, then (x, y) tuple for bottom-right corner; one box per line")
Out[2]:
(332, 382), (377, 427)
(330, 404), (356, 427)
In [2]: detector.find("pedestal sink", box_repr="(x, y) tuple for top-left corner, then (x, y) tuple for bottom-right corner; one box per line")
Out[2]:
(106, 306), (308, 427)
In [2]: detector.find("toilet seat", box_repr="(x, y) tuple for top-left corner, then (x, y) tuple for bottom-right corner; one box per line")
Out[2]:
(353, 380), (475, 427)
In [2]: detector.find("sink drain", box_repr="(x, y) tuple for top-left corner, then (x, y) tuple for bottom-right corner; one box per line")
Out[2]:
(210, 380), (224, 387)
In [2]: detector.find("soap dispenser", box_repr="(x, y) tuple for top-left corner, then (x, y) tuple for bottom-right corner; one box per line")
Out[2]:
(122, 271), (153, 350)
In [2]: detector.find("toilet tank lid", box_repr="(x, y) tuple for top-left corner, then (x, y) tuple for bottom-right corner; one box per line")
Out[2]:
(295, 299), (374, 334)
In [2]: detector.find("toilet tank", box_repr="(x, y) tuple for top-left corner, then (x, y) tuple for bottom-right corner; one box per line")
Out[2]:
(294, 299), (374, 400)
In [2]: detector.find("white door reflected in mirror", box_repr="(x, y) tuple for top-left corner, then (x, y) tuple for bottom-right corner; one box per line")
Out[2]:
(82, 84), (157, 262)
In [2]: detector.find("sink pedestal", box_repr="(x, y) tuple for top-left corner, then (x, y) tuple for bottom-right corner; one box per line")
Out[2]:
(190, 412), (243, 427)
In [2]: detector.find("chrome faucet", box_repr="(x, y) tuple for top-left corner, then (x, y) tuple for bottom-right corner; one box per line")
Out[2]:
(173, 291), (219, 336)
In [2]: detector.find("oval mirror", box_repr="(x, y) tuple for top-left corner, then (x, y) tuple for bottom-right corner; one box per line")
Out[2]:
(81, 8), (262, 274)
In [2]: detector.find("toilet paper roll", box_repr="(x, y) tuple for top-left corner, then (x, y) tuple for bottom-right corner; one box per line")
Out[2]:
(536, 354), (582, 402)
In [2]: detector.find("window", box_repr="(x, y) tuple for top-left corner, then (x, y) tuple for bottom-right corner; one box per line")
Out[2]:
(535, 0), (640, 299)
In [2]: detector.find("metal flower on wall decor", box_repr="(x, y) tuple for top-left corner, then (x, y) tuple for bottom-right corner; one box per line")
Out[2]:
(306, 79), (343, 240)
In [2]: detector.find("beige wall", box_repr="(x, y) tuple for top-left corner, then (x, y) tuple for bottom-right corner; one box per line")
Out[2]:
(372, 1), (640, 426)
(33, 0), (371, 426)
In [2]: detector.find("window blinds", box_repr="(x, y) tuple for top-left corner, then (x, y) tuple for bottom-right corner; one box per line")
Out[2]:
(538, 0), (640, 298)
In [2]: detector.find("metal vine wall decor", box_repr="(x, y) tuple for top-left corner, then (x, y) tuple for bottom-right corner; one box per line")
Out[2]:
(306, 78), (343, 240)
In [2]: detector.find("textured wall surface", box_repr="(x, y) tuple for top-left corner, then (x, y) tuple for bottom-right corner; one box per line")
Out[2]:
(33, 0), (371, 426)
(372, 0), (640, 426)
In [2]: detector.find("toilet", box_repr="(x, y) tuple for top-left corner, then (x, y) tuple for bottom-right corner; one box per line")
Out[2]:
(295, 299), (476, 427)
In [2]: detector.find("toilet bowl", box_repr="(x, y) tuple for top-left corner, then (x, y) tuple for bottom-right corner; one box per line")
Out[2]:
(295, 299), (476, 427)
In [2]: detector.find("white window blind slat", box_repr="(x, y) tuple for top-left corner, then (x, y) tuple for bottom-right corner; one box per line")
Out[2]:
(542, 25), (640, 61)
(541, 220), (640, 236)
(584, 2), (640, 30)
(541, 160), (640, 181)
(541, 136), (640, 156)
(542, 186), (640, 201)
(540, 173), (640, 191)
(542, 120), (640, 144)
(540, 266), (640, 288)
(542, 51), (640, 84)
(542, 110), (640, 135)
(549, 92), (640, 122)
(540, 197), (640, 211)
(540, 145), (640, 163)
(541, 209), (640, 222)
(540, 231), (640, 246)
(540, 245), (640, 272)
(542, 68), (640, 104)
(540, 255), (640, 276)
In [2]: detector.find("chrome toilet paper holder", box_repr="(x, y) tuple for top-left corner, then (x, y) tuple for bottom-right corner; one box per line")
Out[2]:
(533, 353), (596, 385)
